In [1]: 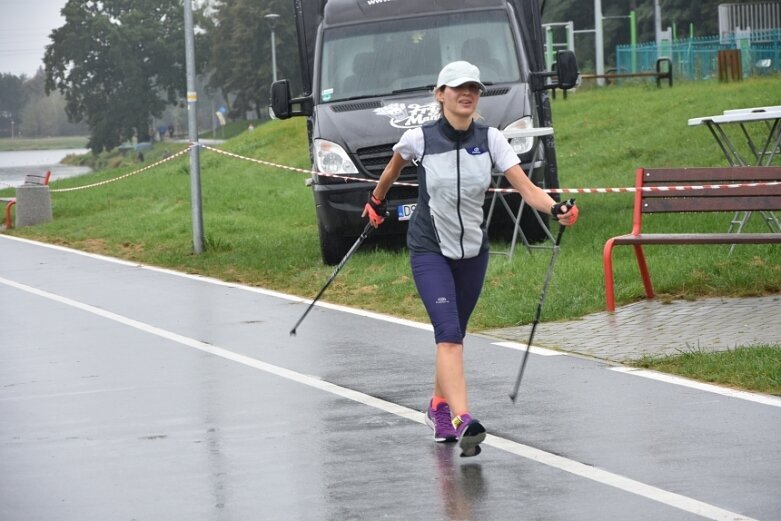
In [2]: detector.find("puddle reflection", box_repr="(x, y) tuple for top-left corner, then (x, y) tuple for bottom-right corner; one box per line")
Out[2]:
(433, 444), (487, 520)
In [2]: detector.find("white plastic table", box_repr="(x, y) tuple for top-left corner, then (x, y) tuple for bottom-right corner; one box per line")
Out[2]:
(688, 107), (781, 241)
(688, 108), (781, 167)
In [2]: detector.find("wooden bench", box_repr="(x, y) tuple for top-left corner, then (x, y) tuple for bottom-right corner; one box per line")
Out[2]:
(602, 166), (781, 311)
(581, 58), (673, 88)
(1, 171), (51, 229)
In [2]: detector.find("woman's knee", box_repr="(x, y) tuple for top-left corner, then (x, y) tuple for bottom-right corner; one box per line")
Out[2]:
(437, 342), (463, 355)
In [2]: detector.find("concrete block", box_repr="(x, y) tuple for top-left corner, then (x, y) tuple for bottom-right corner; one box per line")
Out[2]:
(15, 185), (52, 227)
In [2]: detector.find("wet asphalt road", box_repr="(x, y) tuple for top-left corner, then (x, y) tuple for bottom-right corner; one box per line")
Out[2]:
(1, 235), (779, 521)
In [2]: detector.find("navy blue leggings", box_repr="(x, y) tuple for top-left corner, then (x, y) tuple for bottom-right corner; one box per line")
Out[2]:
(410, 250), (489, 344)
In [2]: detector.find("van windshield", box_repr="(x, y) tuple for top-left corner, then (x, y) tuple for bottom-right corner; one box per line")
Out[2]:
(319, 10), (522, 103)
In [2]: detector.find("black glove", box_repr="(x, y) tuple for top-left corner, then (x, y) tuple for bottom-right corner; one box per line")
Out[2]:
(551, 198), (578, 224)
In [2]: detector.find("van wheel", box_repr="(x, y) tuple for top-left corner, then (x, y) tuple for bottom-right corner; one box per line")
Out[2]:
(318, 222), (349, 265)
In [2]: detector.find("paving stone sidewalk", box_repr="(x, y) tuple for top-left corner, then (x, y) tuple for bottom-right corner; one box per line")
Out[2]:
(482, 295), (781, 362)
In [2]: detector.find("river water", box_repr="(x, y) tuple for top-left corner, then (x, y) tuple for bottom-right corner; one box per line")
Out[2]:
(0, 149), (92, 189)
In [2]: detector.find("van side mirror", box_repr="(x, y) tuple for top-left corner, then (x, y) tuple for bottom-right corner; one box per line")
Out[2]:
(555, 50), (579, 90)
(271, 80), (292, 119)
(531, 50), (580, 92)
(270, 79), (313, 120)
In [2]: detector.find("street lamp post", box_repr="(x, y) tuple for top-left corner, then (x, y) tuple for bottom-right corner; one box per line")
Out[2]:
(184, 0), (204, 254)
(264, 13), (280, 83)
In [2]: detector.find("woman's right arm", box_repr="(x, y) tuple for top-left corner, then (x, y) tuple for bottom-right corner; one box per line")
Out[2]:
(372, 151), (409, 200)
(362, 151), (410, 226)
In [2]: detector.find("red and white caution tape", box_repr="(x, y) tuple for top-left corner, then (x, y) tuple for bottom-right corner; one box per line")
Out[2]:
(503, 181), (781, 194)
(45, 142), (781, 195)
(199, 144), (781, 194)
(50, 147), (193, 193)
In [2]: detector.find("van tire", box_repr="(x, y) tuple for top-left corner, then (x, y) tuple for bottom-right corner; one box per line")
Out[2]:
(318, 222), (350, 265)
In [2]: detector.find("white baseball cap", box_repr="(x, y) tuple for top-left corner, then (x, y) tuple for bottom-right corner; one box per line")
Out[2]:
(436, 61), (487, 94)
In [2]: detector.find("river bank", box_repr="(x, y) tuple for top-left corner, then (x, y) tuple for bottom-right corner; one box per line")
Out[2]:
(0, 136), (88, 152)
(0, 148), (92, 189)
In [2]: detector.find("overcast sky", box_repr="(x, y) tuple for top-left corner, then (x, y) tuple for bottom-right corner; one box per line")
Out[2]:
(0, 0), (67, 77)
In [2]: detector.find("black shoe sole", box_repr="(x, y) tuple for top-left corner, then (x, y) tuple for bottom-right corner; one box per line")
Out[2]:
(459, 421), (486, 457)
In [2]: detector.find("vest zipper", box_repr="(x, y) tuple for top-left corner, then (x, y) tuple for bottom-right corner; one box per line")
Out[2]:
(456, 134), (465, 259)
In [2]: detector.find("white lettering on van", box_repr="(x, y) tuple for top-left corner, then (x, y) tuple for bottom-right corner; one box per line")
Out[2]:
(374, 102), (440, 129)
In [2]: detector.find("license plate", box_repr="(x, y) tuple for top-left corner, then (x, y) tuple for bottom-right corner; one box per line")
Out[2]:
(397, 203), (416, 221)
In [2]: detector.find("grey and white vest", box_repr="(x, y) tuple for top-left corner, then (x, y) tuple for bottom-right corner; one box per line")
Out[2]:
(407, 118), (495, 259)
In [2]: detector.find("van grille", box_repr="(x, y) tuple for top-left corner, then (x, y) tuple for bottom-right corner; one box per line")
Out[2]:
(330, 101), (383, 112)
(485, 87), (510, 96)
(355, 143), (417, 180)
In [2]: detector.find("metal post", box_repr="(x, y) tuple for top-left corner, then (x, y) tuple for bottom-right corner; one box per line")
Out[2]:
(630, 10), (637, 73)
(184, 0), (205, 254)
(265, 13), (280, 84)
(211, 99), (216, 138)
(545, 26), (554, 71)
(271, 28), (278, 83)
(594, 0), (605, 86)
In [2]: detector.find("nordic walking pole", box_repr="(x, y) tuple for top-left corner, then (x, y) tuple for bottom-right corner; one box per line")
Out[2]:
(290, 221), (374, 336)
(510, 199), (575, 402)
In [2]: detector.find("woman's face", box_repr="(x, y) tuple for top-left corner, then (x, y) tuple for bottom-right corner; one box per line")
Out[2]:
(436, 83), (481, 119)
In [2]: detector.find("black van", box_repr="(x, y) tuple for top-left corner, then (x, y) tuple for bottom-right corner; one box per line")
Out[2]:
(272, 0), (577, 264)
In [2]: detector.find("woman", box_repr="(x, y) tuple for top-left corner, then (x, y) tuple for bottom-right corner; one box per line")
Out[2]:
(363, 61), (578, 457)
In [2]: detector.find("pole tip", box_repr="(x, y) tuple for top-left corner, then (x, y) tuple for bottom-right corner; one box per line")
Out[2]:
(289, 329), (296, 337)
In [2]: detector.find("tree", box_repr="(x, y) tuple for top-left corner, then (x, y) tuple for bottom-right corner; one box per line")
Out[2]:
(44, 0), (204, 153)
(20, 68), (87, 138)
(207, 0), (301, 120)
(0, 73), (26, 137)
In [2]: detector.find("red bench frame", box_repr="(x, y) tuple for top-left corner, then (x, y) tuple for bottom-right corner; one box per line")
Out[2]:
(603, 166), (781, 311)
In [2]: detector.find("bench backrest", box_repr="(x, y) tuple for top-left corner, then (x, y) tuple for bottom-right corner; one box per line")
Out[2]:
(632, 166), (781, 233)
(24, 171), (52, 186)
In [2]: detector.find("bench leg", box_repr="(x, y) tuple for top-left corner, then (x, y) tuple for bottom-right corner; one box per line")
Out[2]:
(604, 241), (656, 312)
(633, 244), (655, 299)
(4, 200), (14, 229)
(602, 239), (618, 312)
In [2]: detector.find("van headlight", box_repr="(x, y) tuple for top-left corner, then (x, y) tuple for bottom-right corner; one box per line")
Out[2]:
(314, 139), (358, 175)
(503, 117), (534, 155)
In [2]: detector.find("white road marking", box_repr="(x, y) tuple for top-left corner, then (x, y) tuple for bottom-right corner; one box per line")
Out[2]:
(0, 235), (434, 332)
(491, 341), (565, 356)
(610, 367), (781, 408)
(0, 274), (760, 521)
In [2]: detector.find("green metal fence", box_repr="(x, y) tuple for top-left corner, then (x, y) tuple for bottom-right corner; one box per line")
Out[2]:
(615, 29), (781, 80)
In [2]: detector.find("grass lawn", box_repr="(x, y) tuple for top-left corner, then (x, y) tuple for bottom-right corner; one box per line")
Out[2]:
(634, 346), (781, 396)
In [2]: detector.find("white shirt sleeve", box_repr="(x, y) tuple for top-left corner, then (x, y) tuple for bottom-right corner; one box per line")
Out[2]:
(488, 127), (521, 173)
(393, 127), (424, 161)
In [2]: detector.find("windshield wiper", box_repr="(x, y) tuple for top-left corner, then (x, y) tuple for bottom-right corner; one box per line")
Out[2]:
(391, 81), (495, 95)
(331, 94), (383, 103)
(391, 84), (437, 95)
